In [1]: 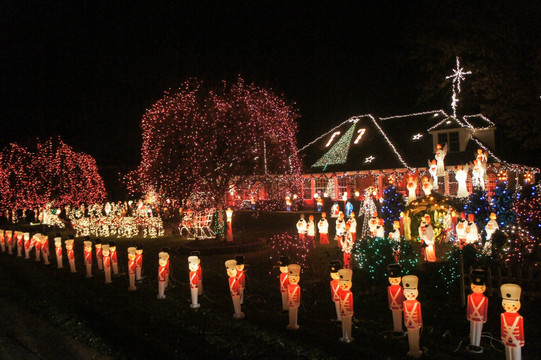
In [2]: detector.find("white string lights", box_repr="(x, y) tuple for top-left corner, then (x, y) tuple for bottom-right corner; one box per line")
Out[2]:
(446, 56), (472, 119)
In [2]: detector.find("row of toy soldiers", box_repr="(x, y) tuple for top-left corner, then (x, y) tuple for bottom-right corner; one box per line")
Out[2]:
(296, 211), (357, 246)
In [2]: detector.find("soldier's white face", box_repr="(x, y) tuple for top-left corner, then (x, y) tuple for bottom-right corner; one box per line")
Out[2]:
(289, 274), (299, 284)
(159, 258), (167, 266)
(502, 299), (520, 312)
(189, 262), (198, 271)
(471, 284), (486, 294)
(227, 267), (237, 277)
(339, 280), (352, 290)
(279, 266), (288, 273)
(404, 289), (418, 300)
(389, 277), (401, 285)
(128, 254), (135, 260)
(236, 264), (244, 271)
(84, 246), (91, 251)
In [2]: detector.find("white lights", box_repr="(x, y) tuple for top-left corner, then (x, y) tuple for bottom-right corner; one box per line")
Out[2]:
(325, 131), (341, 147)
(364, 155), (375, 163)
(353, 128), (366, 144)
(446, 56), (471, 119)
(412, 134), (423, 140)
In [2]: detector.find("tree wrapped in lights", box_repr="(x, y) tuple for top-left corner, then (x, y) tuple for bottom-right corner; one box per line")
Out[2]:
(513, 184), (541, 238)
(490, 183), (515, 227)
(463, 188), (491, 230)
(129, 77), (302, 228)
(0, 137), (106, 211)
(381, 184), (405, 234)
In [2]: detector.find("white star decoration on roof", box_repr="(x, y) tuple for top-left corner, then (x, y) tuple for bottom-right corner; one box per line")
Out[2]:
(446, 56), (472, 119)
(412, 133), (423, 140)
(364, 155), (375, 163)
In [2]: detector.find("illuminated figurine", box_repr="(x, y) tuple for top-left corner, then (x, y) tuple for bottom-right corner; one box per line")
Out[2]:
(347, 212), (357, 242)
(420, 215), (436, 262)
(109, 241), (119, 276)
(335, 211), (346, 247)
(329, 260), (343, 321)
(466, 214), (479, 245)
(455, 165), (469, 198)
(54, 236), (63, 268)
(127, 247), (137, 291)
(467, 269), (488, 354)
(278, 256), (290, 311)
(191, 250), (203, 295)
(338, 269), (354, 343)
(287, 264), (301, 330)
(368, 211), (379, 236)
(306, 215), (316, 248)
(84, 240), (93, 278)
(403, 275), (423, 359)
(471, 160), (486, 190)
(95, 238), (103, 270)
(24, 232), (31, 259)
(375, 218), (385, 238)
(428, 159), (438, 190)
(162, 248), (170, 288)
(33, 234), (41, 261)
(0, 229), (4, 253)
(65, 239), (76, 273)
(6, 230), (13, 255)
(296, 214), (307, 241)
(330, 202), (340, 217)
(16, 231), (23, 257)
(235, 255), (246, 304)
(342, 225), (354, 269)
(456, 212), (468, 249)
(40, 235), (50, 265)
(476, 148), (488, 164)
(406, 175), (417, 204)
(225, 259), (244, 319)
(389, 221), (401, 262)
(157, 251), (169, 299)
(483, 213), (499, 255)
(500, 283), (524, 360)
(135, 243), (143, 281)
(318, 212), (329, 245)
(188, 255), (200, 308)
(345, 201), (353, 217)
(434, 143), (447, 176)
(102, 244), (112, 284)
(387, 264), (404, 336)
(421, 176), (432, 196)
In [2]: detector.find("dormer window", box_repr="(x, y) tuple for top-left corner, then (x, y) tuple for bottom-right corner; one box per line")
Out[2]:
(438, 131), (459, 152)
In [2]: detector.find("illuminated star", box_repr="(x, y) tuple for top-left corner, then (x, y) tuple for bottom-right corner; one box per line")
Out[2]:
(446, 56), (471, 94)
(364, 155), (375, 163)
(412, 133), (423, 140)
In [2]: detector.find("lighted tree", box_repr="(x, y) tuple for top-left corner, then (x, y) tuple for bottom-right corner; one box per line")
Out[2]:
(490, 182), (515, 227)
(380, 184), (405, 233)
(0, 137), (106, 210)
(463, 187), (491, 229)
(129, 77), (302, 219)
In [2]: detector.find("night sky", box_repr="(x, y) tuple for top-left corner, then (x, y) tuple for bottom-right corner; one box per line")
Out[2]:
(1, 2), (538, 177)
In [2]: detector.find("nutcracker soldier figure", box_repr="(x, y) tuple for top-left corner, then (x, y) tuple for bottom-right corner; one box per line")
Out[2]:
(6, 230), (13, 255)
(467, 269), (488, 354)
(225, 259), (244, 319)
(329, 260), (343, 321)
(65, 239), (76, 273)
(306, 215), (316, 248)
(318, 212), (329, 245)
(387, 264), (404, 336)
(278, 256), (290, 311)
(403, 275), (423, 358)
(135, 243), (143, 281)
(127, 247), (137, 291)
(16, 231), (23, 257)
(500, 284), (524, 360)
(191, 250), (203, 295)
(162, 248), (170, 288)
(24, 232), (32, 259)
(102, 244), (112, 284)
(347, 212), (357, 242)
(335, 212), (346, 248)
(157, 252), (169, 299)
(338, 269), (354, 343)
(54, 236), (63, 268)
(95, 239), (103, 271)
(109, 241), (119, 276)
(83, 240), (93, 278)
(188, 255), (200, 308)
(40, 235), (50, 265)
(0, 229), (4, 253)
(235, 255), (246, 304)
(296, 214), (307, 241)
(287, 264), (301, 330)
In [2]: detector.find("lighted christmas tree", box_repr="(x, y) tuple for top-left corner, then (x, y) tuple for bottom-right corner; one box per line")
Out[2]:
(312, 124), (356, 170)
(380, 184), (405, 233)
(463, 187), (491, 229)
(490, 182), (516, 227)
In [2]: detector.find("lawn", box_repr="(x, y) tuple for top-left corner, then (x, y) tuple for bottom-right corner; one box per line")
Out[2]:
(0, 211), (539, 359)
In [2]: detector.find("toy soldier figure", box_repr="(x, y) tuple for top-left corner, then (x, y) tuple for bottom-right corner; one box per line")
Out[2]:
(162, 248), (170, 288)
(456, 212), (467, 249)
(306, 215), (316, 248)
(23, 232), (31, 259)
(16, 231), (23, 257)
(235, 255), (246, 304)
(6, 230), (13, 255)
(65, 239), (76, 273)
(0, 229), (5, 253)
(84, 240), (93, 278)
(329, 260), (343, 321)
(368, 211), (379, 237)
(102, 244), (112, 284)
(500, 283), (524, 360)
(109, 241), (119, 276)
(287, 264), (301, 330)
(338, 269), (354, 343)
(191, 250), (203, 295)
(278, 256), (290, 311)
(335, 212), (346, 248)
(40, 235), (50, 265)
(127, 247), (137, 291)
(347, 212), (357, 242)
(403, 275), (423, 358)
(467, 269), (488, 354)
(466, 214), (479, 245)
(95, 238), (103, 271)
(31, 234), (41, 261)
(157, 252), (169, 299)
(135, 243), (143, 281)
(188, 255), (200, 308)
(54, 236), (63, 268)
(225, 259), (244, 319)
(296, 214), (307, 241)
(318, 212), (329, 245)
(387, 264), (404, 336)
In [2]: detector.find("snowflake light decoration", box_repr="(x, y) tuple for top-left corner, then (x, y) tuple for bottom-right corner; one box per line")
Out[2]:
(412, 133), (423, 140)
(446, 56), (471, 119)
(364, 155), (375, 163)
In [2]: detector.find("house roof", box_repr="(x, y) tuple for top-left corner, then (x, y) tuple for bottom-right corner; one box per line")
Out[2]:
(299, 110), (534, 174)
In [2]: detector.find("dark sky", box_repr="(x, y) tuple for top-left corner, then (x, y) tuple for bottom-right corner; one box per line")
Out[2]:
(1, 2), (537, 174)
